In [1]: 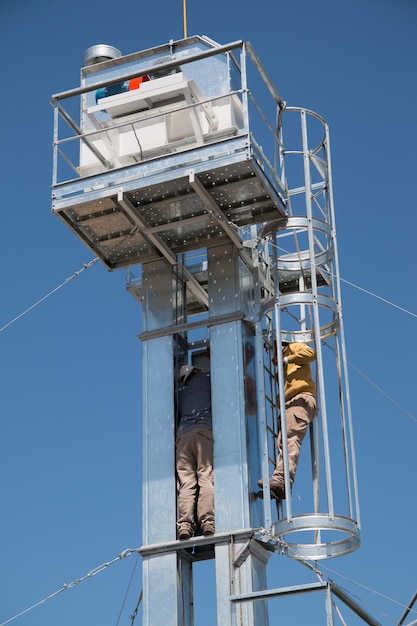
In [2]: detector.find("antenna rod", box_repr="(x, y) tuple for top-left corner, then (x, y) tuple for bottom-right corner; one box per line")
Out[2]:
(183, 0), (187, 38)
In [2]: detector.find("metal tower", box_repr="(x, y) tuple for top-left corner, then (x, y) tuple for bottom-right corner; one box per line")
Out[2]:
(51, 35), (364, 625)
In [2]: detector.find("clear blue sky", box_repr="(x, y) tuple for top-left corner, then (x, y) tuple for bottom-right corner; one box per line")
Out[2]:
(1, 0), (416, 624)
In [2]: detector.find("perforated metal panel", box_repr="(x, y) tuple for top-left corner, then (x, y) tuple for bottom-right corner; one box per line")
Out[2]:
(54, 159), (286, 269)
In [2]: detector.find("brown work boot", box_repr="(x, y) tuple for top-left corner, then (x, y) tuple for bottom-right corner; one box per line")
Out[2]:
(257, 477), (286, 500)
(201, 523), (215, 536)
(178, 524), (193, 540)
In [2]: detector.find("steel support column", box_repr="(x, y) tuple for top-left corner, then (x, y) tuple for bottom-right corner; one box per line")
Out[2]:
(141, 258), (184, 624)
(208, 242), (270, 625)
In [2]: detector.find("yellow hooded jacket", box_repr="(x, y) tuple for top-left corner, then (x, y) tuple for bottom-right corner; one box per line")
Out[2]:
(283, 342), (316, 402)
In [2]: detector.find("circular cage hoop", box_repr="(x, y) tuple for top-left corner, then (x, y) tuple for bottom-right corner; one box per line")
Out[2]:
(281, 292), (340, 342)
(259, 216), (335, 280)
(281, 318), (339, 344)
(261, 292), (340, 342)
(276, 217), (334, 278)
(286, 106), (329, 155)
(262, 215), (332, 240)
(273, 513), (360, 560)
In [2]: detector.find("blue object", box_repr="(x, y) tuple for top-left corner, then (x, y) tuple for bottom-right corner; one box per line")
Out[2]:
(95, 81), (130, 103)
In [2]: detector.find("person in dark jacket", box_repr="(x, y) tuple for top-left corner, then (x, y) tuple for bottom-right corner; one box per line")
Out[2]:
(176, 365), (214, 540)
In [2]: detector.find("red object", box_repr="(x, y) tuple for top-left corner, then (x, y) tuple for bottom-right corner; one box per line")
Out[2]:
(129, 75), (150, 91)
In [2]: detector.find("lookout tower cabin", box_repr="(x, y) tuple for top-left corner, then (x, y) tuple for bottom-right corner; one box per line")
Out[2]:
(51, 36), (361, 626)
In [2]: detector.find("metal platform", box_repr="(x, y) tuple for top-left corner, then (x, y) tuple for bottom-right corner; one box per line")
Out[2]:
(52, 156), (286, 270)
(51, 35), (287, 271)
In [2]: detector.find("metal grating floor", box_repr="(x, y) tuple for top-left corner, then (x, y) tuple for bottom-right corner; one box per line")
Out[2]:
(55, 159), (286, 270)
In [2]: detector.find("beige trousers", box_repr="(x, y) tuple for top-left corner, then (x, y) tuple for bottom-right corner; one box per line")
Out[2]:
(176, 427), (214, 532)
(273, 393), (317, 487)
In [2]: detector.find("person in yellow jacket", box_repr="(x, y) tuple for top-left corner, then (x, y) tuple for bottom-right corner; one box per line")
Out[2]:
(258, 341), (317, 500)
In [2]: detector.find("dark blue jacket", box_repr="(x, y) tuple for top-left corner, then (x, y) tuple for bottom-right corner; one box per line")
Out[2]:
(176, 372), (212, 437)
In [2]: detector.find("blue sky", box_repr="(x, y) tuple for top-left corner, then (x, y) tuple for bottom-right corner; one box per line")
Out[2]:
(1, 0), (416, 624)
